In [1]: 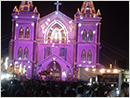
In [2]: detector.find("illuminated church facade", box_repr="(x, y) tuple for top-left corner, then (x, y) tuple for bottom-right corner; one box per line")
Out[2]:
(9, 1), (104, 80)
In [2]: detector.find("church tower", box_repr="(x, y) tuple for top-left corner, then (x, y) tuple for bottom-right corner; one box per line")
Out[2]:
(11, 1), (39, 78)
(74, 1), (102, 75)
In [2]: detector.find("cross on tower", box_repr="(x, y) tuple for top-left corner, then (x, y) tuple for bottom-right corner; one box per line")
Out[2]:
(54, 1), (62, 11)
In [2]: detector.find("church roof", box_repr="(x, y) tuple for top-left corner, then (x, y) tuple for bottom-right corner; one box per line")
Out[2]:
(39, 11), (74, 22)
(36, 54), (72, 68)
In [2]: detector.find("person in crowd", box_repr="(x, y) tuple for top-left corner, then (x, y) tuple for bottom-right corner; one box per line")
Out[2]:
(110, 86), (117, 97)
(119, 82), (129, 97)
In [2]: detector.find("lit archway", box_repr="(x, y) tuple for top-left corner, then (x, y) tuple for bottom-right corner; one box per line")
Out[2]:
(46, 61), (61, 79)
(45, 20), (68, 43)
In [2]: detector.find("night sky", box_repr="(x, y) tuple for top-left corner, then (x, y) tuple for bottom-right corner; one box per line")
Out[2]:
(1, 1), (129, 68)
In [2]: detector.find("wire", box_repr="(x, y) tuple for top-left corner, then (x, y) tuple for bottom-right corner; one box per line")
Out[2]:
(1, 47), (9, 53)
(102, 44), (128, 60)
(101, 40), (128, 55)
(2, 33), (11, 39)
(100, 52), (115, 63)
(1, 36), (11, 42)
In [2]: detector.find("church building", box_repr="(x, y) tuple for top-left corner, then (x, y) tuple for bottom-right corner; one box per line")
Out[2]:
(9, 1), (105, 81)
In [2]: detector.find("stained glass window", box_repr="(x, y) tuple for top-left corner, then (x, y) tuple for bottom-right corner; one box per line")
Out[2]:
(24, 47), (29, 59)
(18, 47), (23, 59)
(19, 27), (24, 38)
(25, 27), (30, 39)
(60, 48), (65, 56)
(87, 50), (92, 61)
(46, 47), (51, 57)
(81, 49), (86, 62)
(88, 29), (93, 41)
(82, 29), (87, 41)
(47, 22), (66, 43)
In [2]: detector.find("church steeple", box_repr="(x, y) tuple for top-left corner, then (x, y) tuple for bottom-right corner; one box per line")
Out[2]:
(81, 1), (96, 14)
(19, 1), (34, 12)
(75, 1), (101, 19)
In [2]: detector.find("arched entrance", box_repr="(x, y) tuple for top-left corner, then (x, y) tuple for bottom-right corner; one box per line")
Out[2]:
(46, 61), (61, 79)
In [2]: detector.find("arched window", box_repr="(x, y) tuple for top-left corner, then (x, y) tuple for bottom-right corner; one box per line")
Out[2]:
(87, 50), (92, 61)
(19, 27), (24, 38)
(18, 47), (23, 59)
(46, 47), (51, 57)
(24, 47), (29, 59)
(81, 49), (86, 62)
(25, 27), (30, 39)
(82, 29), (87, 41)
(46, 21), (67, 43)
(88, 29), (93, 41)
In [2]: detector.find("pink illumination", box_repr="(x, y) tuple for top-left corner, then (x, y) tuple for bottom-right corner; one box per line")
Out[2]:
(53, 57), (56, 61)
(10, 1), (103, 79)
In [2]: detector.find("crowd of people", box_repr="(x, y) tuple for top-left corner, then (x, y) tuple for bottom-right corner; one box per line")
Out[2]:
(1, 77), (129, 97)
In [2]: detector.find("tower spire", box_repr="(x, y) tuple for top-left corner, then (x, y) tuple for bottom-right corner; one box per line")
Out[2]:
(19, 1), (34, 12)
(54, 1), (62, 11)
(81, 1), (96, 14)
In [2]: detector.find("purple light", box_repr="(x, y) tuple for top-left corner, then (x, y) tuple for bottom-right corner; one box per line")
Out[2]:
(78, 23), (81, 27)
(15, 15), (18, 18)
(32, 15), (35, 18)
(16, 23), (18, 27)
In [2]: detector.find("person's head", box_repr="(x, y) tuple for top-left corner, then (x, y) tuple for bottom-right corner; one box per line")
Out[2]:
(121, 82), (129, 96)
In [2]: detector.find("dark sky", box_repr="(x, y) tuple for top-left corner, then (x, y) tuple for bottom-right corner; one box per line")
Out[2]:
(1, 1), (129, 68)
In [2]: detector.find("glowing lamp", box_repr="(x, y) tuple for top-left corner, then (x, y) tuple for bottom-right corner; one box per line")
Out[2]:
(86, 8), (89, 10)
(80, 15), (83, 19)
(78, 23), (81, 27)
(93, 31), (96, 34)
(53, 57), (56, 61)
(45, 21), (48, 25)
(93, 15), (96, 18)
(62, 72), (66, 77)
(92, 66), (94, 68)
(32, 15), (35, 18)
(92, 69), (96, 71)
(31, 23), (34, 26)
(80, 31), (83, 34)
(15, 61), (18, 64)
(16, 23), (18, 27)
(28, 61), (30, 63)
(88, 61), (91, 64)
(69, 20), (72, 24)
(79, 64), (81, 66)
(111, 84), (114, 87)
(113, 69), (118, 73)
(28, 66), (31, 68)
(85, 68), (88, 71)
(67, 40), (70, 42)
(55, 11), (58, 14)
(15, 15), (18, 18)
(87, 34), (89, 37)
(83, 61), (86, 63)
(96, 23), (98, 26)
(107, 70), (110, 72)
(47, 18), (50, 22)
(117, 90), (119, 95)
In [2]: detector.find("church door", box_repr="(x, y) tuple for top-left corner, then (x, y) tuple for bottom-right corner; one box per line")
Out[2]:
(46, 61), (61, 80)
